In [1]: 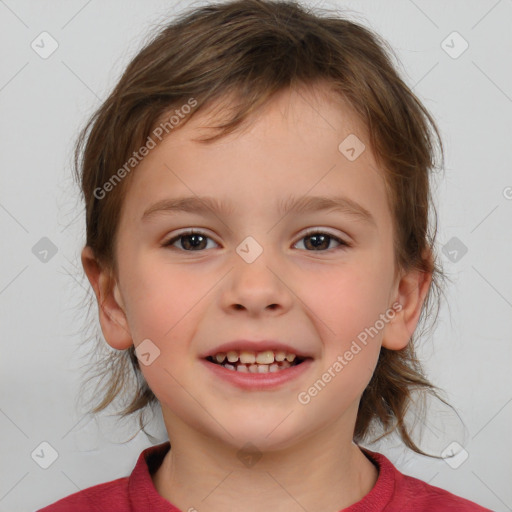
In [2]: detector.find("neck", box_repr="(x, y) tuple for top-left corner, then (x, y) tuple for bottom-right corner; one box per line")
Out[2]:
(152, 411), (378, 512)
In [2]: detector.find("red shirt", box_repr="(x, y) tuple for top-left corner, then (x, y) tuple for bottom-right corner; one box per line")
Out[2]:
(37, 441), (492, 511)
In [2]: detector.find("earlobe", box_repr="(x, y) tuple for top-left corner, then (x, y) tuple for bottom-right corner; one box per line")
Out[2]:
(81, 246), (133, 350)
(381, 262), (433, 351)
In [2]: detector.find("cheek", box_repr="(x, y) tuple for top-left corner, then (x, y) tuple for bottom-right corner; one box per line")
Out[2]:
(122, 260), (210, 341)
(296, 266), (388, 413)
(295, 259), (392, 399)
(298, 260), (393, 344)
(122, 264), (202, 405)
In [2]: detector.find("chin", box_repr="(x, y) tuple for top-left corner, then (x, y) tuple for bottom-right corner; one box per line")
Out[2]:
(212, 413), (311, 454)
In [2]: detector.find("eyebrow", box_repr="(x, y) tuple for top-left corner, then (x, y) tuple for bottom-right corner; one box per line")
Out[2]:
(141, 194), (376, 227)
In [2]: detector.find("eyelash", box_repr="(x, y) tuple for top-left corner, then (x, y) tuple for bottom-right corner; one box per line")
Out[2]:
(163, 228), (351, 252)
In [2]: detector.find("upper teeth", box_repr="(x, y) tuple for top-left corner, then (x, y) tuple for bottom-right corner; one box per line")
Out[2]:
(214, 350), (297, 364)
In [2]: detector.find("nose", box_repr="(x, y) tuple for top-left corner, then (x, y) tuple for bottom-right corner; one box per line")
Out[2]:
(221, 253), (294, 317)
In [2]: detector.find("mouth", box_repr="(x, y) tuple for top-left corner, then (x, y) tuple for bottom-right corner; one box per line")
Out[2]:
(204, 349), (311, 373)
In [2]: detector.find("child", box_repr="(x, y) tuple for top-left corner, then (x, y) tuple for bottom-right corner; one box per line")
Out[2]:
(38, 0), (493, 510)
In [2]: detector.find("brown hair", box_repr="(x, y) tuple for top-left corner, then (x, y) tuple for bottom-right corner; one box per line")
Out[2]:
(75, 0), (456, 456)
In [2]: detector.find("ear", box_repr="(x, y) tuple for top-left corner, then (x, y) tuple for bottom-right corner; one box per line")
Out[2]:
(382, 250), (433, 351)
(81, 246), (133, 350)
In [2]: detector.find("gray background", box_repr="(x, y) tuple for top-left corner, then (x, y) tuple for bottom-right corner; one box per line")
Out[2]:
(1, 0), (511, 511)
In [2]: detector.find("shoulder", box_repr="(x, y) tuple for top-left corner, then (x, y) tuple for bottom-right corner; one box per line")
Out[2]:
(394, 470), (492, 511)
(36, 441), (173, 512)
(360, 448), (493, 512)
(36, 477), (129, 512)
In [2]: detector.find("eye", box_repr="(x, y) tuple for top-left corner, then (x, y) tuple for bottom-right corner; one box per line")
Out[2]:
(164, 230), (217, 251)
(163, 228), (350, 252)
(294, 229), (350, 252)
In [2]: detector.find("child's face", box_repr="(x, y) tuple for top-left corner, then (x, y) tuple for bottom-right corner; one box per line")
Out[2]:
(89, 84), (428, 451)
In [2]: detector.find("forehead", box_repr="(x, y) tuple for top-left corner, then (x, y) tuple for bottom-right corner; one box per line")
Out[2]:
(183, 82), (368, 145)
(119, 84), (392, 232)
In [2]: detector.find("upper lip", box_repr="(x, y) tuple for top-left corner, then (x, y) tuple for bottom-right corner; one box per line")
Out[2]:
(200, 340), (314, 359)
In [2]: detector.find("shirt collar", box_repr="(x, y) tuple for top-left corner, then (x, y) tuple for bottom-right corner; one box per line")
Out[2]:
(127, 441), (395, 511)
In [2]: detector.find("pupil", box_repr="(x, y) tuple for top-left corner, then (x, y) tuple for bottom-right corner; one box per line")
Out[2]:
(183, 234), (206, 250)
(307, 234), (329, 250)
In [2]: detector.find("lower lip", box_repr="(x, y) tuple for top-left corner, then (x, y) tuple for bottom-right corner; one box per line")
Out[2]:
(201, 358), (314, 390)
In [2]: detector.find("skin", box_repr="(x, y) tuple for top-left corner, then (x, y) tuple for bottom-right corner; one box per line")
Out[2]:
(82, 83), (432, 512)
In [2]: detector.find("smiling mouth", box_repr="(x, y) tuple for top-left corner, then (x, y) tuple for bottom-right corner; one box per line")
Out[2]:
(205, 350), (309, 373)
